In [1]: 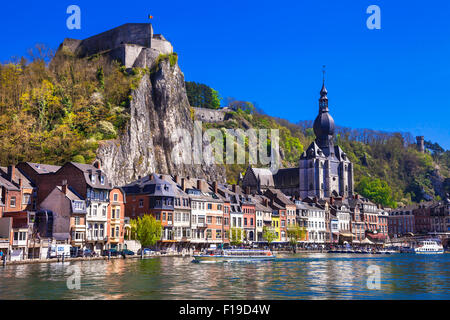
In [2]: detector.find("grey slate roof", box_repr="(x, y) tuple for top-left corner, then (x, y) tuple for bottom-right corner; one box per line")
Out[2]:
(68, 162), (112, 190)
(0, 175), (20, 191)
(0, 167), (35, 189)
(24, 162), (61, 174)
(122, 173), (175, 197)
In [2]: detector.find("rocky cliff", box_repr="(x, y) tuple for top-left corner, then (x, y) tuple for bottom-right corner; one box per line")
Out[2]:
(96, 55), (226, 186)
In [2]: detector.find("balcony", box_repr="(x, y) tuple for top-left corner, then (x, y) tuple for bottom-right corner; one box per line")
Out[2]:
(86, 235), (107, 242)
(13, 240), (27, 247)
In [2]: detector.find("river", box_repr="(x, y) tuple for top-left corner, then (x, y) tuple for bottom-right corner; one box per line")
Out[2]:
(0, 253), (448, 299)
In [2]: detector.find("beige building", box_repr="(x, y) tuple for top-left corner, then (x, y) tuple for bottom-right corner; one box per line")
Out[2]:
(40, 184), (87, 249)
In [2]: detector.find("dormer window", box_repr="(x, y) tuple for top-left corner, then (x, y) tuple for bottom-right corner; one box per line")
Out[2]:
(100, 175), (105, 185)
(91, 175), (96, 184)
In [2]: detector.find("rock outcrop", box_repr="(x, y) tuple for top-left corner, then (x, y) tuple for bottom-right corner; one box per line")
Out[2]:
(95, 56), (226, 186)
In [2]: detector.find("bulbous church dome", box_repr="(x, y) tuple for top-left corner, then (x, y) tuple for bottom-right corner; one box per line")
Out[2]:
(313, 82), (335, 138)
(313, 109), (335, 137)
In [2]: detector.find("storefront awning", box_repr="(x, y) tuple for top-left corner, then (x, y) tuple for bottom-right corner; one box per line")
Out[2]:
(340, 233), (353, 238)
(361, 238), (374, 245)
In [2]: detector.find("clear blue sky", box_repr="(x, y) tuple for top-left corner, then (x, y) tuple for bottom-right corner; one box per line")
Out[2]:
(1, 0), (449, 149)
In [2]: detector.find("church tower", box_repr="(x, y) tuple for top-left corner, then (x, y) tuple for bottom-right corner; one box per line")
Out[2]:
(299, 71), (354, 199)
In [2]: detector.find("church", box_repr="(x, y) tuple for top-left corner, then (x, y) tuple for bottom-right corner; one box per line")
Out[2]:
(242, 78), (354, 200)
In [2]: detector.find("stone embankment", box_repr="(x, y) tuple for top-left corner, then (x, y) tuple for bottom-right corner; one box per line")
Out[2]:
(1, 252), (187, 266)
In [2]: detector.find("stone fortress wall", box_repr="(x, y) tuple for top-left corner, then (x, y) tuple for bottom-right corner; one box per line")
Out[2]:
(193, 107), (231, 122)
(58, 23), (173, 68)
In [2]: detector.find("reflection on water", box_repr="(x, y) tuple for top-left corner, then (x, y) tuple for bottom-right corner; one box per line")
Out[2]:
(0, 254), (449, 299)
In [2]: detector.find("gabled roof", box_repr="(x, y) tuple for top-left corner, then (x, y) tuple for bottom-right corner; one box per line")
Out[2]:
(66, 162), (112, 190)
(251, 167), (274, 187)
(0, 167), (35, 189)
(300, 141), (323, 160)
(22, 162), (62, 174)
(273, 168), (299, 188)
(0, 175), (20, 191)
(122, 173), (175, 197)
(266, 188), (295, 206)
(55, 186), (84, 201)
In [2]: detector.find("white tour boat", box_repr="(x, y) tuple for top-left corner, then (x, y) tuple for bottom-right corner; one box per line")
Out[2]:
(414, 240), (444, 254)
(193, 248), (276, 262)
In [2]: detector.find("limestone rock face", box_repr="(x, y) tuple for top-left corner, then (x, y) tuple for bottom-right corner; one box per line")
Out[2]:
(96, 57), (226, 186)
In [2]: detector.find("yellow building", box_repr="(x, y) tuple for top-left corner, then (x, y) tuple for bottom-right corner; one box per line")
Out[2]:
(271, 214), (281, 242)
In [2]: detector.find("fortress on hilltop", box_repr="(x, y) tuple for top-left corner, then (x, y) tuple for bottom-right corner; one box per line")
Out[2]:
(57, 23), (173, 68)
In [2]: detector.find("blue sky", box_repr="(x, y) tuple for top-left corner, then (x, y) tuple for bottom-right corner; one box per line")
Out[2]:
(0, 0), (449, 149)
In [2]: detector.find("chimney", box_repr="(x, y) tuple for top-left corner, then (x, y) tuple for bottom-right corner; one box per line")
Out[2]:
(93, 160), (101, 169)
(18, 178), (22, 189)
(232, 184), (237, 193)
(330, 197), (334, 205)
(263, 198), (269, 207)
(213, 181), (218, 194)
(61, 180), (68, 195)
(7, 165), (15, 182)
(174, 175), (180, 185)
(245, 186), (250, 195)
(181, 178), (186, 191)
(197, 179), (203, 191)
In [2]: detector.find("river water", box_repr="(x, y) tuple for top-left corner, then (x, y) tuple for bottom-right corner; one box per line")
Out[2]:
(0, 253), (448, 299)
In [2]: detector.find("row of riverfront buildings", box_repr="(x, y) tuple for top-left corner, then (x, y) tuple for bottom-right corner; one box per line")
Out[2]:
(1, 80), (448, 260)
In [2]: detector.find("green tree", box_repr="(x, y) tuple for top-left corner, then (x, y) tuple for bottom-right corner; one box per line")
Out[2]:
(262, 226), (277, 245)
(185, 81), (221, 109)
(287, 225), (307, 252)
(227, 227), (243, 246)
(132, 214), (162, 248)
(356, 177), (397, 208)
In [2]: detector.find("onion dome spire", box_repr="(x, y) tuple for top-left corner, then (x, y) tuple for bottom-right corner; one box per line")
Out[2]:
(313, 66), (335, 152)
(319, 65), (328, 112)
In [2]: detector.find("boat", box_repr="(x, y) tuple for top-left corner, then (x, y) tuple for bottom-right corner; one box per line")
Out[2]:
(414, 240), (444, 254)
(377, 249), (396, 254)
(193, 248), (276, 262)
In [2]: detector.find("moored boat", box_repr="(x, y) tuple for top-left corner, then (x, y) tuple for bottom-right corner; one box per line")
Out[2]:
(193, 249), (276, 262)
(414, 240), (444, 254)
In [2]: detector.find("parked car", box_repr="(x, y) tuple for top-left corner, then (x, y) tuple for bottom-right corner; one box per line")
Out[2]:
(137, 248), (154, 256)
(82, 249), (95, 257)
(120, 249), (135, 256)
(102, 249), (119, 257)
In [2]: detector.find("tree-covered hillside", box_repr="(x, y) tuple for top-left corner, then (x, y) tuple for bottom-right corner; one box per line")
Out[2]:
(0, 46), (144, 165)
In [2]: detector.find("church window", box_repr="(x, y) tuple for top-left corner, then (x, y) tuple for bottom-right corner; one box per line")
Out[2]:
(309, 183), (313, 190)
(321, 183), (324, 190)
